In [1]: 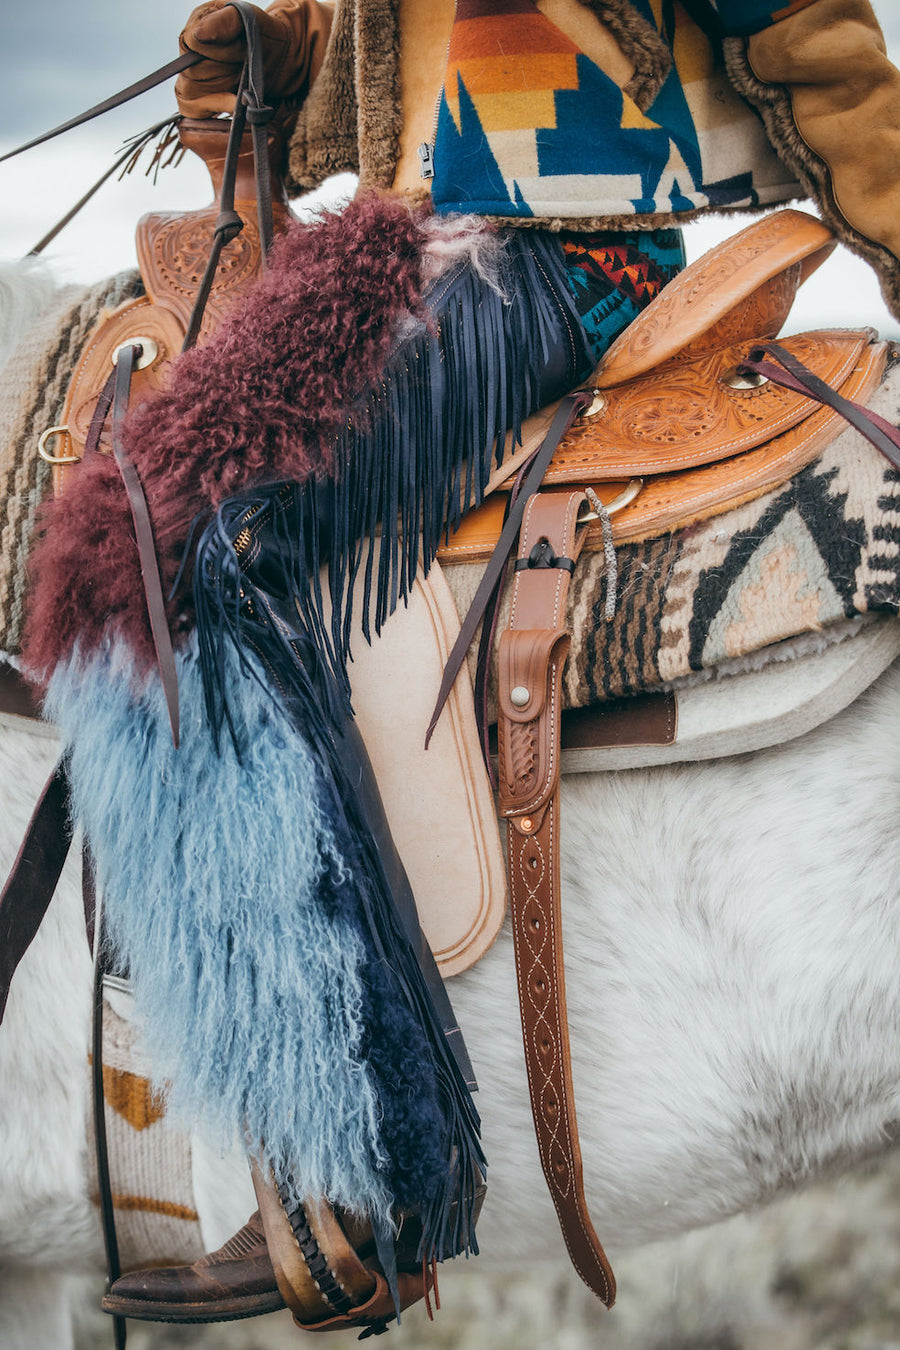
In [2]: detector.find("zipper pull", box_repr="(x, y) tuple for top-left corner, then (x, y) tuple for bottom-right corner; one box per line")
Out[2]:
(418, 142), (435, 180)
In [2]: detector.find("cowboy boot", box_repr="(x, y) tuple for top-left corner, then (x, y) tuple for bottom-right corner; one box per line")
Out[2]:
(176, 0), (333, 119)
(101, 1176), (441, 1331)
(100, 1211), (285, 1322)
(250, 1163), (436, 1334)
(726, 0), (900, 318)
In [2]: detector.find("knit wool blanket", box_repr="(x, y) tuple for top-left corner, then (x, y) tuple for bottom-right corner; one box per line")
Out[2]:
(0, 270), (142, 654)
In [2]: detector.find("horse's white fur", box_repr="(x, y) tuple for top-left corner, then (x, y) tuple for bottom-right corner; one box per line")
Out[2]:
(0, 260), (61, 374)
(4, 652), (900, 1347)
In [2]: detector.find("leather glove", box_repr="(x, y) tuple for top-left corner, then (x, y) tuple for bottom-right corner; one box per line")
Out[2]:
(734, 0), (900, 318)
(176, 0), (333, 119)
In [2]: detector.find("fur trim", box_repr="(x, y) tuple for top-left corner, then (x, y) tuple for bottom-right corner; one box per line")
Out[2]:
(724, 35), (900, 320)
(419, 213), (509, 289)
(47, 642), (392, 1214)
(285, 0), (404, 194)
(579, 0), (672, 111)
(286, 0), (361, 192)
(48, 639), (456, 1219)
(354, 0), (403, 190)
(24, 198), (427, 681)
(474, 201), (800, 233)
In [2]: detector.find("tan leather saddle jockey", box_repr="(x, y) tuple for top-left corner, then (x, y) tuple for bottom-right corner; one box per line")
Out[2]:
(441, 209), (885, 561)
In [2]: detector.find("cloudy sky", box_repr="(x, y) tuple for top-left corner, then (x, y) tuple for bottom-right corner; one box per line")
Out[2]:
(1, 0), (898, 336)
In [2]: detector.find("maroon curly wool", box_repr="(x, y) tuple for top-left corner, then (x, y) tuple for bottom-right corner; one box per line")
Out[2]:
(24, 196), (426, 680)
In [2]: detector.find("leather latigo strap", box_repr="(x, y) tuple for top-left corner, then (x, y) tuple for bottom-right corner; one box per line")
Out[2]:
(496, 491), (616, 1307)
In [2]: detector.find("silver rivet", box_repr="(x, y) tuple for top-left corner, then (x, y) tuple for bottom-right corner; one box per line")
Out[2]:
(510, 686), (531, 707)
(111, 337), (159, 371)
(721, 365), (768, 391)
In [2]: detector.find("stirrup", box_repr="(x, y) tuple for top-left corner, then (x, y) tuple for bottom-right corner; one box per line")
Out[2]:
(251, 1162), (452, 1336)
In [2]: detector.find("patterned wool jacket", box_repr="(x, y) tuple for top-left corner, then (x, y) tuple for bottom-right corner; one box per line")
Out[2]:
(284, 0), (817, 230)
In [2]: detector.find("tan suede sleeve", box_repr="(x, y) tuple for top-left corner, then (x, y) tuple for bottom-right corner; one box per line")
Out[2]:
(176, 0), (334, 119)
(266, 0), (334, 91)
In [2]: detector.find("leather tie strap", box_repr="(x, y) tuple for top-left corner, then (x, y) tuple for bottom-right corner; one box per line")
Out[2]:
(251, 1163), (431, 1336)
(426, 389), (592, 748)
(496, 489), (616, 1308)
(738, 341), (900, 470)
(88, 856), (127, 1350)
(0, 762), (72, 1026)
(181, 0), (276, 350)
(111, 345), (181, 746)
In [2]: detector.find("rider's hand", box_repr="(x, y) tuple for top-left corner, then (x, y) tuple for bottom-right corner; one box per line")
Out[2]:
(176, 0), (333, 119)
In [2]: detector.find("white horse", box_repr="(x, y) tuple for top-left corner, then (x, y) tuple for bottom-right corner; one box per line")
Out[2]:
(4, 264), (900, 1349)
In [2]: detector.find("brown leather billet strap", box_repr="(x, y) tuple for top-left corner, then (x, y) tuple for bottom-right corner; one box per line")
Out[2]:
(111, 346), (181, 746)
(739, 341), (900, 470)
(0, 762), (72, 1026)
(496, 490), (616, 1308)
(426, 389), (592, 748)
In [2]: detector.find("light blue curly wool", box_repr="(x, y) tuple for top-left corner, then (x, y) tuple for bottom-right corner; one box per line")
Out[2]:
(47, 640), (392, 1222)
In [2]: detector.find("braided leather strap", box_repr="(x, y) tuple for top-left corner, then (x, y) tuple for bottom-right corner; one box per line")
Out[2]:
(251, 1163), (431, 1335)
(496, 490), (616, 1307)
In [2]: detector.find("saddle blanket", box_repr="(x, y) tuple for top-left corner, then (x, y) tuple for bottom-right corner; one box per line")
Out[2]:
(443, 366), (900, 717)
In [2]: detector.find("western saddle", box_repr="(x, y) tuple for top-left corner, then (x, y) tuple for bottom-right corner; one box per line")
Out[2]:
(6, 93), (898, 1333)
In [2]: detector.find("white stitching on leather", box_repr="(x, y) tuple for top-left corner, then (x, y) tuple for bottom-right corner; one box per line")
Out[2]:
(508, 803), (611, 1301)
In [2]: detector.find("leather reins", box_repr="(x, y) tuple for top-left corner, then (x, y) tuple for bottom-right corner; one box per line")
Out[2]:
(1, 0), (274, 351)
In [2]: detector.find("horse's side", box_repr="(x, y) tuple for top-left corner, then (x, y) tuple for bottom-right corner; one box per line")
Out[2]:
(4, 264), (900, 1346)
(4, 651), (900, 1346)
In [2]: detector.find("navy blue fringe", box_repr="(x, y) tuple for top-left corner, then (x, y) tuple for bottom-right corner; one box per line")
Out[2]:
(195, 229), (591, 735)
(191, 229), (591, 1266)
